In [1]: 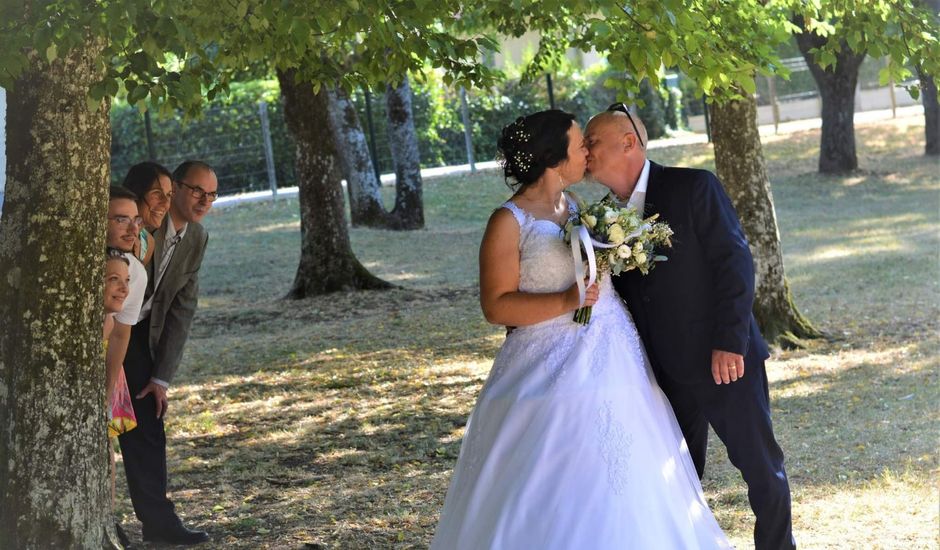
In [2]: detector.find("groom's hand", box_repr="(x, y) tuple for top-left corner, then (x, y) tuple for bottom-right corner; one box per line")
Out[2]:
(137, 382), (169, 418)
(711, 350), (744, 384)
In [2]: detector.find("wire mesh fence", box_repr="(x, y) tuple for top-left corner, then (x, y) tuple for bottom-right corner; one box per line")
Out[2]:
(108, 56), (923, 198)
(111, 101), (296, 195)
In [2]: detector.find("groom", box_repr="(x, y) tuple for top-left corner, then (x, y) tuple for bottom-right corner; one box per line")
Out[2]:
(584, 106), (796, 550)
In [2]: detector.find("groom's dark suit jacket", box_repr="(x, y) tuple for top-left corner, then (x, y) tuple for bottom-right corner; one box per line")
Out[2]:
(613, 161), (769, 384)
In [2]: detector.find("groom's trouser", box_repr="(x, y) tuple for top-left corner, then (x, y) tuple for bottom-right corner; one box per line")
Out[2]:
(655, 360), (796, 550)
(118, 319), (178, 529)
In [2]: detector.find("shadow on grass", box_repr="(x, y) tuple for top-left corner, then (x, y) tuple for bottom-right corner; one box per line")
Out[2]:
(115, 115), (936, 548)
(138, 333), (937, 548)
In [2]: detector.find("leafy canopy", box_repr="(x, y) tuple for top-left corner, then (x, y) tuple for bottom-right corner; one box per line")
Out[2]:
(0, 0), (500, 115)
(782, 0), (939, 97)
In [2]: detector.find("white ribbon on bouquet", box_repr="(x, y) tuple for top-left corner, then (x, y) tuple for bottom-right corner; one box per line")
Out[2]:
(570, 225), (616, 306)
(570, 223), (654, 306)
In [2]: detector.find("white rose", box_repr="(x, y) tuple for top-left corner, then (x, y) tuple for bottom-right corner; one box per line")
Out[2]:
(635, 251), (647, 264)
(633, 242), (644, 255)
(617, 245), (631, 258)
(608, 250), (620, 264)
(582, 214), (597, 229)
(604, 209), (619, 224)
(608, 224), (626, 244)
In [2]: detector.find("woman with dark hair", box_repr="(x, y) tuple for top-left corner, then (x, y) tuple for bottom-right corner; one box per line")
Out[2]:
(121, 161), (173, 266)
(432, 111), (730, 548)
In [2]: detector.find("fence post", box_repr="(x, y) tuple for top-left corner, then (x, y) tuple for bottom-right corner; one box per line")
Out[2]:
(766, 75), (780, 134)
(546, 73), (556, 109)
(144, 109), (157, 161)
(258, 101), (278, 198)
(885, 57), (897, 118)
(459, 86), (476, 173)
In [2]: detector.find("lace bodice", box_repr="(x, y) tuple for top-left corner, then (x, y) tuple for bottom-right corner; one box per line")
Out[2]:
(501, 200), (576, 294)
(501, 198), (623, 328)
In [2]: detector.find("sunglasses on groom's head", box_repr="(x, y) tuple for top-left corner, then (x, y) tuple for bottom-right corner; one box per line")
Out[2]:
(607, 102), (645, 149)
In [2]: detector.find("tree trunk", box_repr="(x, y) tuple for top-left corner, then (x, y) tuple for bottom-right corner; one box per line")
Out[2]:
(917, 0), (940, 155)
(385, 76), (425, 230)
(277, 70), (392, 298)
(794, 21), (866, 173)
(325, 87), (390, 227)
(0, 43), (114, 548)
(920, 71), (939, 155)
(709, 94), (822, 347)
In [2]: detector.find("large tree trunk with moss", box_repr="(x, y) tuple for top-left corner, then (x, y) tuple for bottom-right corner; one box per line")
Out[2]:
(794, 19), (866, 173)
(385, 76), (425, 230)
(277, 70), (391, 298)
(0, 43), (115, 549)
(326, 87), (391, 228)
(709, 94), (822, 347)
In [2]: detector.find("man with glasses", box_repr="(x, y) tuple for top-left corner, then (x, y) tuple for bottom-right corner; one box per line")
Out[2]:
(584, 106), (796, 550)
(106, 186), (148, 406)
(119, 160), (217, 545)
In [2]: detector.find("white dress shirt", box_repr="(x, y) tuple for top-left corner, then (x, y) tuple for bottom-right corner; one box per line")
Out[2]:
(612, 159), (651, 215)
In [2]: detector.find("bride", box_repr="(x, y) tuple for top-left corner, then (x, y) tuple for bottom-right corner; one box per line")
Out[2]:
(431, 110), (731, 549)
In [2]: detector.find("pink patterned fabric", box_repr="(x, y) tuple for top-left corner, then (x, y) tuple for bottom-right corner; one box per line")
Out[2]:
(108, 367), (137, 438)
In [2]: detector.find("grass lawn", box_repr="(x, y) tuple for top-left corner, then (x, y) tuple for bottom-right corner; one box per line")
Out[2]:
(116, 114), (938, 549)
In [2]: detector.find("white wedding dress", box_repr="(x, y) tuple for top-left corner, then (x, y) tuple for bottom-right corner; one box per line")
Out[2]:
(431, 200), (731, 550)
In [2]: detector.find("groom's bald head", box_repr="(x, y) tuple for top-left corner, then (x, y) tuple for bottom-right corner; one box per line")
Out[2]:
(585, 111), (649, 151)
(584, 110), (648, 199)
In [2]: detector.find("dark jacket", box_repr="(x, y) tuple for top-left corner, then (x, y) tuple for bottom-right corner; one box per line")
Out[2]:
(613, 161), (769, 384)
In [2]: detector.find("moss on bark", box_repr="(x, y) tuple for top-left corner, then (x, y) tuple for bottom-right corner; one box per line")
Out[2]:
(0, 41), (113, 548)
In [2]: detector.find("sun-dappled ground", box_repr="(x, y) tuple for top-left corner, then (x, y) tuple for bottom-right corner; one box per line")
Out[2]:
(115, 114), (939, 549)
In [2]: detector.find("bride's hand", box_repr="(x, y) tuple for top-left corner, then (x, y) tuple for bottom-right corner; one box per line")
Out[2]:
(566, 281), (600, 309)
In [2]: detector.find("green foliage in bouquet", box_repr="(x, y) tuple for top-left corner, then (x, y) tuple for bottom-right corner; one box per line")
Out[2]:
(564, 192), (673, 324)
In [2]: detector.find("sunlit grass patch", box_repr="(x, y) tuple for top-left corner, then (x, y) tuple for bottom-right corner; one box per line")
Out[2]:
(113, 114), (939, 549)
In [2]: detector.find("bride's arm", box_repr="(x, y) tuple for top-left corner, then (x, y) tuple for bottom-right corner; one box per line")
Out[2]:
(479, 208), (597, 327)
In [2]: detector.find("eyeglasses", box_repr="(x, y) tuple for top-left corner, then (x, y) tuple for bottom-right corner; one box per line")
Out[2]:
(176, 180), (219, 202)
(606, 102), (645, 149)
(108, 215), (144, 227)
(145, 188), (174, 204)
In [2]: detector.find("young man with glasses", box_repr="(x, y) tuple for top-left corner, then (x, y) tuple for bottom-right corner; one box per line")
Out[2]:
(118, 160), (217, 545)
(584, 107), (796, 550)
(106, 187), (148, 404)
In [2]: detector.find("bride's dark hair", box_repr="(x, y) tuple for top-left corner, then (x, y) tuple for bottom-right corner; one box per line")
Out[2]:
(497, 109), (576, 190)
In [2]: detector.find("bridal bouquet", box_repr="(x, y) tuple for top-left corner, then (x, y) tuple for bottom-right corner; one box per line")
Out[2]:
(564, 192), (673, 324)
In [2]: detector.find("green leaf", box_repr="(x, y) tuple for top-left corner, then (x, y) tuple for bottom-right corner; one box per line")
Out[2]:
(629, 47), (645, 71)
(104, 78), (120, 98)
(128, 83), (149, 104)
(45, 44), (57, 63)
(877, 66), (891, 86)
(86, 94), (102, 113)
(740, 75), (756, 95)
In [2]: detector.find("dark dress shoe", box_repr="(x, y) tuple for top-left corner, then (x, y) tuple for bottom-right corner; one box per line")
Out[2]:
(142, 522), (209, 545)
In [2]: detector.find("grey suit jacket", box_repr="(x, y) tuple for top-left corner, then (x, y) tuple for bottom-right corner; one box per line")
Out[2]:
(145, 216), (209, 383)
